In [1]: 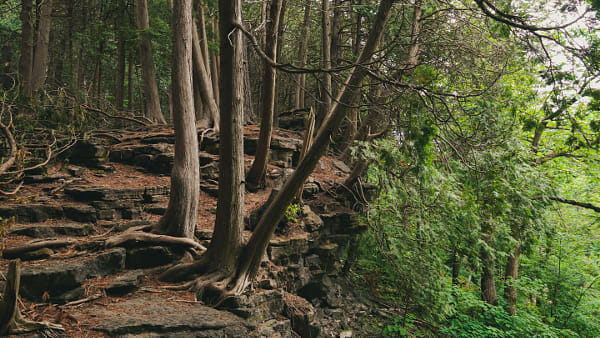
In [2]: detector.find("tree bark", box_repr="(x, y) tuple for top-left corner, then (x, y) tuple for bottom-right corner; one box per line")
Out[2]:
(156, 0), (199, 239)
(19, 0), (35, 97)
(231, 0), (395, 292)
(245, 0), (283, 192)
(210, 16), (220, 106)
(294, 0), (311, 109)
(30, 0), (53, 92)
(504, 243), (521, 315)
(115, 0), (127, 109)
(192, 19), (219, 130)
(480, 244), (498, 306)
(203, 0), (245, 273)
(135, 0), (166, 124)
(320, 0), (332, 119)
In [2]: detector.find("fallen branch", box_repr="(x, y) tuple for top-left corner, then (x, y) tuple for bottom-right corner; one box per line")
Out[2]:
(2, 239), (76, 259)
(0, 181), (24, 195)
(62, 294), (102, 307)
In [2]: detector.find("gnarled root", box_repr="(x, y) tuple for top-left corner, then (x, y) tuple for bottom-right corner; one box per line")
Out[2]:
(105, 226), (206, 253)
(0, 260), (64, 336)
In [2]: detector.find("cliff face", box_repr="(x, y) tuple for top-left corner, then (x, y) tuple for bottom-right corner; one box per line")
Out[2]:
(0, 124), (376, 336)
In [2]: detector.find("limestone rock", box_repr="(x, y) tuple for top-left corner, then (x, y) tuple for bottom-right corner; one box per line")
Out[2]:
(91, 295), (250, 336)
(105, 270), (145, 296)
(20, 248), (126, 302)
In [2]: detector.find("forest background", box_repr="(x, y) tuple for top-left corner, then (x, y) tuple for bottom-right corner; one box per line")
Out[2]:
(1, 0), (600, 336)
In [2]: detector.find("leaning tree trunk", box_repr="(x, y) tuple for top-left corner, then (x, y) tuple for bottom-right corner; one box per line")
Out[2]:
(155, 0), (198, 238)
(30, 0), (53, 92)
(202, 0), (245, 273)
(135, 0), (166, 124)
(294, 0), (311, 109)
(230, 0), (395, 293)
(245, 0), (283, 192)
(18, 0), (34, 97)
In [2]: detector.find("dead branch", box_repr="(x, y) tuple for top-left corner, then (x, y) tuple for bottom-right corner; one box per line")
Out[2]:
(61, 294), (102, 307)
(2, 239), (76, 259)
(0, 181), (24, 195)
(82, 105), (150, 126)
(0, 119), (17, 175)
(3, 130), (56, 175)
(549, 196), (600, 213)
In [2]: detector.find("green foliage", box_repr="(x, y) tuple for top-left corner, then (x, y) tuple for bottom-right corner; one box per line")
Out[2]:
(285, 203), (301, 223)
(440, 287), (575, 337)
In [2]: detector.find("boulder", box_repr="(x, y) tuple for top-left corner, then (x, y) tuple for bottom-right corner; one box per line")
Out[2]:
(215, 290), (285, 323)
(126, 246), (177, 269)
(20, 248), (126, 302)
(105, 270), (145, 296)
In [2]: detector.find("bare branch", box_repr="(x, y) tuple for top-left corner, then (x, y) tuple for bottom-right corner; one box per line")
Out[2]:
(550, 196), (600, 213)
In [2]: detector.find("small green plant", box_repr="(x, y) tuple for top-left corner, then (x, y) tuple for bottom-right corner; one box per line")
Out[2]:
(285, 203), (301, 223)
(383, 315), (414, 336)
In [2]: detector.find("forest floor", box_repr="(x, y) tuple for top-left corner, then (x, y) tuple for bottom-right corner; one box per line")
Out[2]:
(0, 125), (389, 337)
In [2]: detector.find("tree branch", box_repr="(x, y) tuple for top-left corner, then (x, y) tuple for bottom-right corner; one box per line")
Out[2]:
(550, 197), (600, 213)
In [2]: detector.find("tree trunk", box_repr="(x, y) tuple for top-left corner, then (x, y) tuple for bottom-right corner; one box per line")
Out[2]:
(338, 0), (362, 155)
(30, 0), (53, 92)
(203, 0), (245, 273)
(451, 251), (461, 285)
(320, 0), (332, 120)
(156, 0), (199, 239)
(481, 246), (499, 306)
(192, 19), (219, 129)
(245, 0), (283, 192)
(330, 0), (343, 68)
(504, 242), (521, 315)
(19, 0), (35, 97)
(294, 0), (311, 109)
(135, 0), (166, 124)
(128, 52), (134, 111)
(231, 0), (394, 292)
(114, 0), (127, 109)
(210, 16), (220, 106)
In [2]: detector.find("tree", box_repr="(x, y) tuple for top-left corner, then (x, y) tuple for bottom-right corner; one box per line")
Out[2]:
(135, 0), (166, 124)
(154, 0), (198, 237)
(245, 0), (284, 191)
(228, 0), (395, 293)
(30, 0), (53, 92)
(294, 0), (311, 109)
(18, 0), (34, 97)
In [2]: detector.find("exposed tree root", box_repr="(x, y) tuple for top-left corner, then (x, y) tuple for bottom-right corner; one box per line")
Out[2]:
(0, 260), (64, 336)
(105, 228), (206, 252)
(3, 238), (76, 259)
(159, 256), (246, 306)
